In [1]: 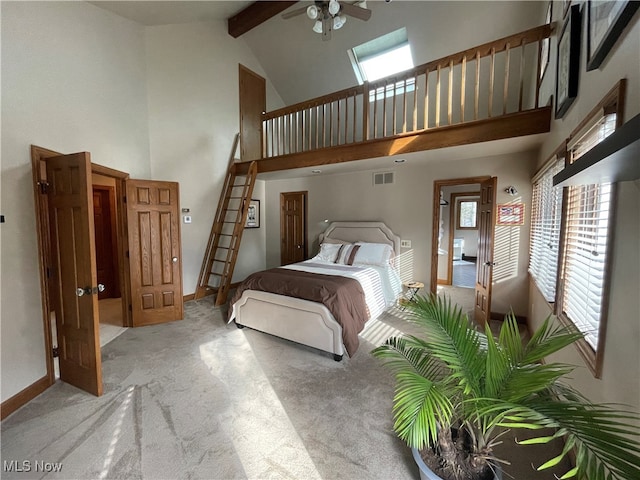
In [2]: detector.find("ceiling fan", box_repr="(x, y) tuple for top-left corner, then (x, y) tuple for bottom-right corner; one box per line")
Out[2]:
(282, 1), (372, 41)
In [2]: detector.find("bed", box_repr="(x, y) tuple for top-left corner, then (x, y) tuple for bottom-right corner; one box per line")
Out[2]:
(228, 222), (402, 361)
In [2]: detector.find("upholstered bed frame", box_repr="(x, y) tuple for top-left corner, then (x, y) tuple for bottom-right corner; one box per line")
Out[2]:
(230, 222), (400, 361)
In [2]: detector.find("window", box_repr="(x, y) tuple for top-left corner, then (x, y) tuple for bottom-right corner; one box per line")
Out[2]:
(529, 80), (624, 377)
(457, 199), (478, 229)
(348, 28), (414, 84)
(558, 111), (617, 373)
(529, 154), (565, 302)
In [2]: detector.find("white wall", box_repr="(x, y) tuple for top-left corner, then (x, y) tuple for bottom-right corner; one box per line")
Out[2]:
(144, 21), (284, 293)
(264, 150), (536, 317)
(528, 3), (640, 410)
(1, 1), (150, 401)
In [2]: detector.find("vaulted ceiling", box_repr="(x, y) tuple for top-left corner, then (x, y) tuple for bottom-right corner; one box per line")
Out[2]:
(89, 1), (548, 177)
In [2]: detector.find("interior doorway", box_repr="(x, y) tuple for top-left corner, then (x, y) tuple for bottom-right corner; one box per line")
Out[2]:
(431, 176), (496, 323)
(280, 191), (308, 265)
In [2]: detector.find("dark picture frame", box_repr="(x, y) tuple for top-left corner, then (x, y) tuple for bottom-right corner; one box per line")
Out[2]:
(555, 4), (582, 119)
(540, 1), (553, 81)
(587, 1), (640, 71)
(245, 199), (260, 228)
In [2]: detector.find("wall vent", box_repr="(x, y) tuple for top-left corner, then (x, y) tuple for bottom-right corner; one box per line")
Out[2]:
(373, 171), (394, 185)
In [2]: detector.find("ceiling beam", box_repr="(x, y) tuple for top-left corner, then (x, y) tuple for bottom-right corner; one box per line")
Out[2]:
(228, 1), (298, 38)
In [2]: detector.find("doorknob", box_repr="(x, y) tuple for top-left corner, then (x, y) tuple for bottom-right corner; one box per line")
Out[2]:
(76, 288), (86, 297)
(172, 257), (178, 263)
(296, 245), (302, 249)
(97, 284), (105, 293)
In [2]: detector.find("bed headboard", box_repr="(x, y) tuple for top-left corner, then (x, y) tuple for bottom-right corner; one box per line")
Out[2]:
(319, 222), (401, 255)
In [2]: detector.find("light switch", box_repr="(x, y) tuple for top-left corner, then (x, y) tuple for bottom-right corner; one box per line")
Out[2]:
(183, 215), (192, 224)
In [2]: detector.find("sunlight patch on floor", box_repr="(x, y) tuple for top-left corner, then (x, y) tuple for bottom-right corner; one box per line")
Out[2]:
(198, 336), (322, 480)
(99, 385), (135, 480)
(361, 319), (404, 347)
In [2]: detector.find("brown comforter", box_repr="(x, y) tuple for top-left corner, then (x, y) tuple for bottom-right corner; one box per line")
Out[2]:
(229, 268), (369, 356)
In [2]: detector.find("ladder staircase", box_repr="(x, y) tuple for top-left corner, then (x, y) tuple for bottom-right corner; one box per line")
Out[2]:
(195, 135), (258, 305)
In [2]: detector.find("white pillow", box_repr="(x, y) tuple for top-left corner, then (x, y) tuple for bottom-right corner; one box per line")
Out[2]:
(353, 242), (394, 266)
(313, 242), (342, 262)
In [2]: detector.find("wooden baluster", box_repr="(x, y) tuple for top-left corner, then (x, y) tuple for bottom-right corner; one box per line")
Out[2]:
(503, 43), (511, 115)
(424, 69), (429, 129)
(488, 47), (495, 118)
(372, 85), (378, 139)
(392, 79), (398, 135)
(436, 65), (441, 128)
(402, 78), (408, 133)
(412, 74), (418, 132)
(329, 102), (334, 146)
(289, 113), (293, 154)
(383, 83), (388, 137)
(448, 59), (453, 125)
(519, 38), (526, 112)
(474, 51), (480, 120)
(461, 56), (467, 123)
(337, 98), (341, 145)
(322, 103), (326, 148)
(315, 105), (319, 150)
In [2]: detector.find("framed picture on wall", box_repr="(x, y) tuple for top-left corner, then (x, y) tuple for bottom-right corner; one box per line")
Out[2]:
(555, 4), (582, 119)
(587, 1), (640, 71)
(245, 199), (260, 228)
(496, 203), (525, 226)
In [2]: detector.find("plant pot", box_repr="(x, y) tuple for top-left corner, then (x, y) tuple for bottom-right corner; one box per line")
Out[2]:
(411, 447), (502, 480)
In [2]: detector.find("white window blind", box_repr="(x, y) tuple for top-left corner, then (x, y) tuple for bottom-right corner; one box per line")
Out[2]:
(561, 183), (613, 349)
(559, 112), (617, 351)
(529, 157), (564, 301)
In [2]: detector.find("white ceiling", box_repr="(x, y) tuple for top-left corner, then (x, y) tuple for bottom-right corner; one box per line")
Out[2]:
(89, 1), (253, 26)
(88, 1), (548, 179)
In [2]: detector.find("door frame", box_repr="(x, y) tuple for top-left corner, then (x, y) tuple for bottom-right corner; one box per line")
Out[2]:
(447, 191), (480, 285)
(31, 145), (132, 390)
(92, 184), (121, 299)
(430, 176), (491, 295)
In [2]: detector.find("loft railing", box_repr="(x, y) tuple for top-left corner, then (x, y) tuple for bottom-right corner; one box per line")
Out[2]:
(262, 24), (552, 158)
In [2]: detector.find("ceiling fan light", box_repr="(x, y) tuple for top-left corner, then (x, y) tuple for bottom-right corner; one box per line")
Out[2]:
(333, 15), (346, 30)
(312, 20), (323, 33)
(306, 5), (319, 19)
(328, 0), (340, 16)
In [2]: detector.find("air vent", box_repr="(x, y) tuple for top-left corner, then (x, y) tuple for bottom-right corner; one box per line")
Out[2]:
(373, 171), (394, 185)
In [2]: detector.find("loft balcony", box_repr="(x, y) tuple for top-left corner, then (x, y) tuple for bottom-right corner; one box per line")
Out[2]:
(236, 24), (553, 175)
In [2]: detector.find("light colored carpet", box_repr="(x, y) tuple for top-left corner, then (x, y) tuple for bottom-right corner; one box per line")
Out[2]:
(2, 298), (566, 480)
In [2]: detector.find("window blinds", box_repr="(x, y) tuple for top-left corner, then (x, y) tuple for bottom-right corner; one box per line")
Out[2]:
(559, 112), (617, 350)
(561, 183), (613, 349)
(529, 158), (564, 301)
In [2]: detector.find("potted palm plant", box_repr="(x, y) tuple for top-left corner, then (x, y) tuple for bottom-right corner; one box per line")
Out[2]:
(372, 294), (640, 480)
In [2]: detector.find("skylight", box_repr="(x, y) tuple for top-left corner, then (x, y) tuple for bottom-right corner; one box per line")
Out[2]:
(349, 28), (414, 84)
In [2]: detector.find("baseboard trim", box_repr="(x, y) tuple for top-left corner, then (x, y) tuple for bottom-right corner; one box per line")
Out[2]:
(183, 293), (195, 302)
(1, 375), (51, 421)
(490, 311), (528, 325)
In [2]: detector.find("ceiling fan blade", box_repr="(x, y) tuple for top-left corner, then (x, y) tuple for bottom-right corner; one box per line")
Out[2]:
(340, 3), (372, 21)
(281, 5), (309, 20)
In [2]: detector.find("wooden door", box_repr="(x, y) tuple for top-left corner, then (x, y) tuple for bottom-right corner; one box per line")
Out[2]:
(127, 179), (183, 326)
(93, 186), (119, 300)
(474, 177), (497, 326)
(46, 152), (103, 396)
(239, 64), (266, 161)
(280, 191), (307, 265)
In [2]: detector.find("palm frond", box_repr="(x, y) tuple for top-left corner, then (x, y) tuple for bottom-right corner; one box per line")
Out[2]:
(522, 315), (584, 364)
(392, 371), (455, 449)
(487, 400), (640, 480)
(405, 294), (486, 397)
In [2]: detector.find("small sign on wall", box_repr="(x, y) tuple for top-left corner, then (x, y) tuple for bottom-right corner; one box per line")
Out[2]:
(496, 203), (525, 226)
